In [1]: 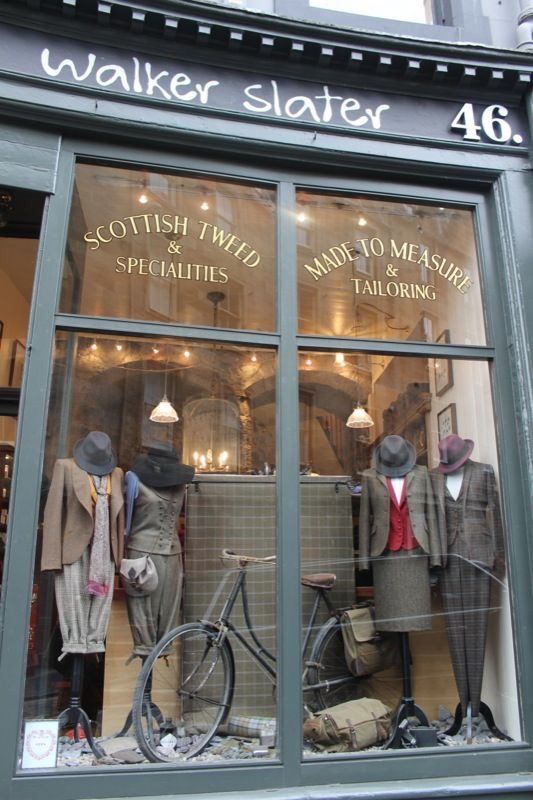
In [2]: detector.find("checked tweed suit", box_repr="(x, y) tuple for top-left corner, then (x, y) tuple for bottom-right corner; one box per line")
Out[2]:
(431, 459), (505, 717)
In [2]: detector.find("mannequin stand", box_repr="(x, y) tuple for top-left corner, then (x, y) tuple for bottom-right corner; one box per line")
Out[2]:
(57, 654), (105, 759)
(383, 632), (430, 749)
(444, 701), (512, 742)
(116, 663), (164, 738)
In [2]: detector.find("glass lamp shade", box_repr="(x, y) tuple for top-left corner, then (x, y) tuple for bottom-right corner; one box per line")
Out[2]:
(149, 395), (179, 424)
(346, 405), (374, 429)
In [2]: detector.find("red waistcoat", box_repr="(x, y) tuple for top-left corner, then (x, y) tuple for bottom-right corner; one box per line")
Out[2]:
(386, 477), (419, 551)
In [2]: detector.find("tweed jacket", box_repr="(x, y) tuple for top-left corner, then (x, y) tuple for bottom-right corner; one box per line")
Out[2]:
(41, 458), (125, 571)
(358, 465), (443, 571)
(430, 459), (505, 574)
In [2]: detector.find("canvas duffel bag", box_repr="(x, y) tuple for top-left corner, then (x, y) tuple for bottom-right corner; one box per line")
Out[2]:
(340, 605), (399, 677)
(303, 698), (391, 752)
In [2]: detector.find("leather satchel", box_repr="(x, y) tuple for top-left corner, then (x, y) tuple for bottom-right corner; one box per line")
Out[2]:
(303, 698), (391, 752)
(341, 605), (400, 677)
(120, 555), (158, 596)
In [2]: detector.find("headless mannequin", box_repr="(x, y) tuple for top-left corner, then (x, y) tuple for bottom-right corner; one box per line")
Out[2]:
(41, 431), (124, 757)
(358, 435), (443, 747)
(433, 435), (509, 740)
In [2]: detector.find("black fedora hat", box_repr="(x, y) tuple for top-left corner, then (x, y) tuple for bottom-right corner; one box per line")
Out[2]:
(73, 431), (117, 476)
(374, 435), (417, 478)
(438, 434), (474, 474)
(132, 444), (195, 488)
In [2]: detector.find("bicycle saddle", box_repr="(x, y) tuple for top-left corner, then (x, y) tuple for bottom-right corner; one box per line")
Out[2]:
(301, 572), (337, 590)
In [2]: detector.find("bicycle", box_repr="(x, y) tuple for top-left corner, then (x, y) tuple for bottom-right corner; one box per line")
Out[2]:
(132, 549), (359, 763)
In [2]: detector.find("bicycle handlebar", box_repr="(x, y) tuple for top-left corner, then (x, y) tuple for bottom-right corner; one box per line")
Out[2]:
(220, 549), (276, 566)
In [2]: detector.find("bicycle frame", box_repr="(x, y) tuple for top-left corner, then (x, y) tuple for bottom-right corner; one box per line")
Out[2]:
(206, 562), (346, 695)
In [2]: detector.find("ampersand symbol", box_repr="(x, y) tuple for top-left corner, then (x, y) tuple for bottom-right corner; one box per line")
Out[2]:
(386, 263), (399, 277)
(167, 241), (182, 254)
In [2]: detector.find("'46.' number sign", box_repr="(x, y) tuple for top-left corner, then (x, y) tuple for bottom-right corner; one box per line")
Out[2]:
(451, 103), (523, 145)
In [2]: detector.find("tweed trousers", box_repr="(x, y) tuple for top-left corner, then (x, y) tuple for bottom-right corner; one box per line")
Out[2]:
(54, 545), (115, 658)
(440, 556), (491, 717)
(125, 549), (183, 656)
(439, 487), (493, 717)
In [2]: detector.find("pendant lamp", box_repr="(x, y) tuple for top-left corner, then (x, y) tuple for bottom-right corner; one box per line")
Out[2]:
(346, 404), (374, 429)
(150, 353), (179, 423)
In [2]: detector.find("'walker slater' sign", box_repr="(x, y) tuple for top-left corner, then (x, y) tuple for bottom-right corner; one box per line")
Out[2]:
(0, 23), (528, 147)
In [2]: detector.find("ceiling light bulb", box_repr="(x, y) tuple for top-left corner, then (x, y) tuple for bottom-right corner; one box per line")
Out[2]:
(90, 341), (98, 351)
(334, 352), (345, 366)
(183, 350), (190, 358)
(138, 193), (149, 204)
(297, 211), (306, 223)
(305, 357), (312, 367)
(152, 346), (159, 354)
(200, 201), (210, 211)
(115, 343), (123, 351)
(358, 216), (367, 227)
(251, 354), (258, 363)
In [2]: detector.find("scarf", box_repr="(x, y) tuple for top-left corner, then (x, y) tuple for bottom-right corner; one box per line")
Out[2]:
(87, 474), (111, 596)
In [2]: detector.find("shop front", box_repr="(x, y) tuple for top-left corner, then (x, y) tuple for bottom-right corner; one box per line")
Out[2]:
(0, 3), (532, 800)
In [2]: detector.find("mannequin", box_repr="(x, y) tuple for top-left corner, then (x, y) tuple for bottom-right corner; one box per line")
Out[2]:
(432, 434), (506, 725)
(41, 430), (124, 756)
(358, 435), (442, 633)
(42, 431), (125, 658)
(124, 444), (194, 659)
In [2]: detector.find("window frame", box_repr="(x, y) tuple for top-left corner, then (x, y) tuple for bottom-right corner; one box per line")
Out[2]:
(1, 138), (532, 800)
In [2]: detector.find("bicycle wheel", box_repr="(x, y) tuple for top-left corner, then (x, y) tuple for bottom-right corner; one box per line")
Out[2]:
(307, 617), (358, 710)
(132, 622), (234, 763)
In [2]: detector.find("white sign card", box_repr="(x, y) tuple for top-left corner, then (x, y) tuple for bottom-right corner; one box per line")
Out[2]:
(21, 720), (59, 769)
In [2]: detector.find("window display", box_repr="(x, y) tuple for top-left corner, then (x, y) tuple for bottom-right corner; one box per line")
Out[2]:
(299, 352), (517, 755)
(19, 165), (520, 774)
(22, 332), (278, 768)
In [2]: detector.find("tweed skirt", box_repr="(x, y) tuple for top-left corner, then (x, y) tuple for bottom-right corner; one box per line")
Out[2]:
(372, 547), (432, 632)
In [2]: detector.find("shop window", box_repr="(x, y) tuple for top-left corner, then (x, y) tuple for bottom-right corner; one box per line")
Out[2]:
(299, 350), (519, 754)
(297, 192), (485, 344)
(59, 165), (276, 332)
(0, 186), (44, 602)
(21, 331), (277, 769)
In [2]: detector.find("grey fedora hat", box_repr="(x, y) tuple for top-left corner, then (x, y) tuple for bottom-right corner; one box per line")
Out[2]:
(374, 435), (417, 478)
(132, 444), (195, 488)
(73, 431), (117, 476)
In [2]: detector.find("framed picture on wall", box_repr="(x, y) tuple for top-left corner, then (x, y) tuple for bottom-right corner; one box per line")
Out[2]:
(437, 403), (457, 439)
(434, 329), (454, 396)
(8, 339), (25, 387)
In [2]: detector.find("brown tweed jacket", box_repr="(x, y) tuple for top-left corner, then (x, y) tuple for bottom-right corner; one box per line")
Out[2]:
(430, 459), (505, 575)
(41, 458), (125, 571)
(358, 465), (443, 571)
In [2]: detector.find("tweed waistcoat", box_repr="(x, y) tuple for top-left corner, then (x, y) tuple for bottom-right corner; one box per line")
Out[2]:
(127, 481), (185, 555)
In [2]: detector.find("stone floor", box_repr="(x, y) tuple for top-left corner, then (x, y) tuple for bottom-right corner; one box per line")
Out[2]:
(52, 705), (510, 768)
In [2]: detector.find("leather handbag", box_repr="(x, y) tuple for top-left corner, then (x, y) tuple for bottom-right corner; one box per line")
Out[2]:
(341, 605), (400, 677)
(120, 555), (158, 596)
(303, 698), (391, 752)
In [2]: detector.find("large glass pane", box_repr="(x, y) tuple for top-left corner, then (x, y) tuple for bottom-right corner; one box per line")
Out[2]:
(300, 351), (519, 756)
(60, 164), (276, 331)
(21, 332), (277, 769)
(0, 186), (44, 603)
(297, 192), (486, 344)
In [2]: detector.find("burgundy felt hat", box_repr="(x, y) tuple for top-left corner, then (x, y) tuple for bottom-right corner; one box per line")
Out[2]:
(438, 434), (474, 474)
